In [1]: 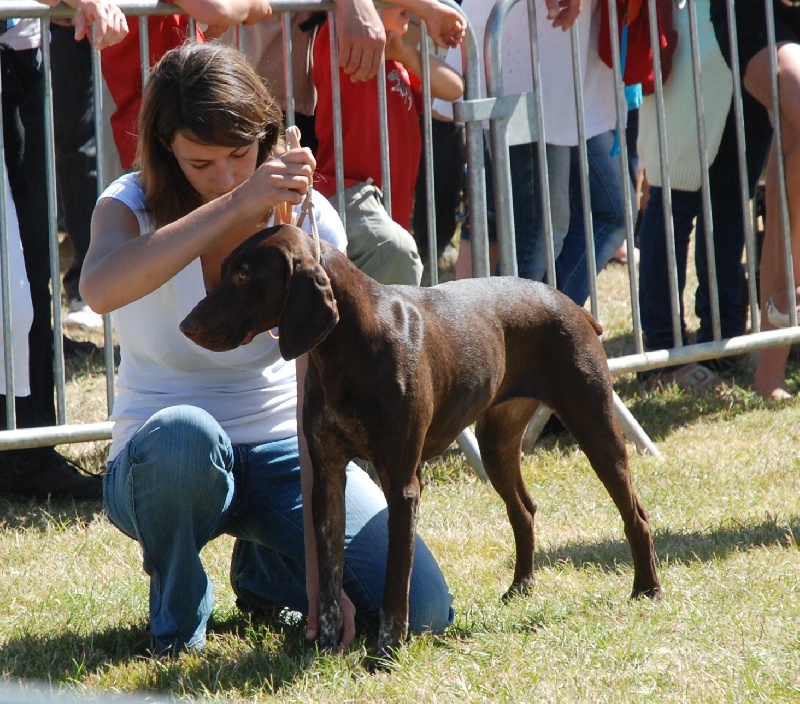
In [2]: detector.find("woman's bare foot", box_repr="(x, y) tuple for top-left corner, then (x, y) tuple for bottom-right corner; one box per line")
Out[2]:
(754, 344), (793, 401)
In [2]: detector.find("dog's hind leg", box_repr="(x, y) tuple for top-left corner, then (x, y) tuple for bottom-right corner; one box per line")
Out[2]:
(552, 391), (662, 600)
(475, 399), (540, 600)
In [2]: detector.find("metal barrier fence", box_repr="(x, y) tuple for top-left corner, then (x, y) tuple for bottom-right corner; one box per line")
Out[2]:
(0, 0), (798, 455)
(470, 0), (800, 383)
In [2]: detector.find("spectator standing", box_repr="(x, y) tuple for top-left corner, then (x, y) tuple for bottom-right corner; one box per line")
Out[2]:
(637, 0), (773, 390)
(312, 0), (464, 285)
(711, 1), (800, 400)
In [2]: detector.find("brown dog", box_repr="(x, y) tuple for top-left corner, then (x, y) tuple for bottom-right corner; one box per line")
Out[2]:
(180, 224), (661, 659)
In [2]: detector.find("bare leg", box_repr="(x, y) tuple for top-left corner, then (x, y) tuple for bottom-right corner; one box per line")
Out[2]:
(746, 44), (800, 400)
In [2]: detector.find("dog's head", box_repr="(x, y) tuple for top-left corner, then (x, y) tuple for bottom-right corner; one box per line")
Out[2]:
(180, 224), (339, 360)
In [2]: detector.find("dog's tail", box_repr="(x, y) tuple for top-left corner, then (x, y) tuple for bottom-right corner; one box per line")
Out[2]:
(582, 308), (604, 337)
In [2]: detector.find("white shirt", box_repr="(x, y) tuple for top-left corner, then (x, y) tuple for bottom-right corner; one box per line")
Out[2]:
(436, 0), (619, 146)
(99, 172), (347, 460)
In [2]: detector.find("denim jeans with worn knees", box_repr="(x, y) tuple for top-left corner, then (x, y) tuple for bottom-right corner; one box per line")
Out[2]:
(556, 130), (628, 306)
(509, 142), (571, 283)
(103, 404), (453, 652)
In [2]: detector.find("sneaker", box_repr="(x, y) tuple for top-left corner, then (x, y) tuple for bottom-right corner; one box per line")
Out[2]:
(0, 446), (103, 500)
(64, 299), (104, 332)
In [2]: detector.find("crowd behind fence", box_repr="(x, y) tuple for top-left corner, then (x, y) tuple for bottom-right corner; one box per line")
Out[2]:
(1, 0), (799, 455)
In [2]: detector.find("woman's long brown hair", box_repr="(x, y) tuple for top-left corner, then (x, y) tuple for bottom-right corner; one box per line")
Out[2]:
(137, 41), (284, 228)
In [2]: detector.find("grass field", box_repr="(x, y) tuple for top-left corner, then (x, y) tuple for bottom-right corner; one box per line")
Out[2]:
(1, 257), (799, 702)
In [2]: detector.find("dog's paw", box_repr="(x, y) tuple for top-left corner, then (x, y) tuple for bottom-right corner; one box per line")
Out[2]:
(502, 577), (535, 602)
(631, 584), (663, 601)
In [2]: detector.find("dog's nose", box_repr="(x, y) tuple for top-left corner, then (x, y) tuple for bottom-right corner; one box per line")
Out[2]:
(179, 320), (197, 338)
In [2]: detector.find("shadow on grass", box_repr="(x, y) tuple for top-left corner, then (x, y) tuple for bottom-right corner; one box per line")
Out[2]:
(1, 514), (796, 692)
(0, 614), (320, 696)
(536, 512), (800, 574)
(0, 498), (104, 530)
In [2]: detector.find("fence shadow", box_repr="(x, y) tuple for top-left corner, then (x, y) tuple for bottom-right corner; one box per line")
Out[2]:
(0, 613), (319, 696)
(535, 513), (800, 573)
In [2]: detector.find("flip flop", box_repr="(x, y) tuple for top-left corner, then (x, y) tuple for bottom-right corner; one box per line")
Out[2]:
(658, 362), (731, 393)
(766, 298), (800, 328)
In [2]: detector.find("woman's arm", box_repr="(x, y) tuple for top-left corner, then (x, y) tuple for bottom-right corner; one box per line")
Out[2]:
(81, 149), (314, 313)
(296, 355), (357, 649)
(386, 33), (464, 103)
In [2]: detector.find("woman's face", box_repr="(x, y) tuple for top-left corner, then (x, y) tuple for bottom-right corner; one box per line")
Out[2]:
(170, 132), (260, 203)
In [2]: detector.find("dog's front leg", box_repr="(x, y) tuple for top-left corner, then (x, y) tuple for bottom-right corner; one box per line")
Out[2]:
(311, 457), (347, 653)
(376, 466), (422, 660)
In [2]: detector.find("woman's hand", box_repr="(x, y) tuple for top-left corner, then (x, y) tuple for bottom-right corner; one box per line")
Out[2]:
(236, 147), (316, 223)
(305, 586), (357, 651)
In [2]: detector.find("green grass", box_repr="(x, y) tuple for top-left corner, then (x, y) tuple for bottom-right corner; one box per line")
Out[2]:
(1, 261), (800, 701)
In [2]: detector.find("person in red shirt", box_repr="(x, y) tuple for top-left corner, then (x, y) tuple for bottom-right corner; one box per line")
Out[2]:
(313, 1), (464, 284)
(100, 0), (410, 170)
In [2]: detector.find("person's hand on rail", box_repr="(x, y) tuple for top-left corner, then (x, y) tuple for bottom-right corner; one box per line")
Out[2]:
(37, 0), (129, 48)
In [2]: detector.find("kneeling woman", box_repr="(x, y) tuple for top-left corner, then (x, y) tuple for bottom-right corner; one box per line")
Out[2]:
(81, 42), (452, 655)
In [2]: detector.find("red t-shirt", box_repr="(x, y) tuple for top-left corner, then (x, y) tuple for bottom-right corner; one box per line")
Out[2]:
(101, 10), (204, 169)
(313, 21), (422, 230)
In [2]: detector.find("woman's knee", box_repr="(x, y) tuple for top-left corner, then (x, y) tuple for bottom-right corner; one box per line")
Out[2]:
(128, 405), (232, 492)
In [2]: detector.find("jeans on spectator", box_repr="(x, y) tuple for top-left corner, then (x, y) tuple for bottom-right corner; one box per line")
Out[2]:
(638, 95), (774, 350)
(103, 405), (454, 652)
(639, 187), (701, 349)
(555, 130), (628, 306)
(511, 142), (571, 283)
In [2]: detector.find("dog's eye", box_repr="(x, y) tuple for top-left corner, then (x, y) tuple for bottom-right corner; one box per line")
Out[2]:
(233, 265), (250, 283)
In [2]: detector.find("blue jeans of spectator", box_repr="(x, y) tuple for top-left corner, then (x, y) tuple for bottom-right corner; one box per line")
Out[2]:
(103, 405), (454, 653)
(638, 95), (773, 350)
(639, 187), (703, 348)
(510, 142), (571, 282)
(555, 130), (628, 306)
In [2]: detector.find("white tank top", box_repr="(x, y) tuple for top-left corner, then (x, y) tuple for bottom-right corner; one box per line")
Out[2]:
(100, 172), (347, 460)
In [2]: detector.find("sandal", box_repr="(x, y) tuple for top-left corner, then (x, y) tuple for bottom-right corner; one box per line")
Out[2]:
(766, 298), (800, 328)
(657, 362), (731, 393)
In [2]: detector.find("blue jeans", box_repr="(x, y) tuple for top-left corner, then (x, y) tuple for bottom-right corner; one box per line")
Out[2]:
(555, 130), (628, 306)
(638, 96), (773, 349)
(509, 142), (571, 282)
(103, 405), (453, 652)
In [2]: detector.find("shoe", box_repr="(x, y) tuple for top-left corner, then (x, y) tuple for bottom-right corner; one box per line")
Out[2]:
(766, 298), (800, 328)
(64, 299), (104, 332)
(0, 446), (103, 500)
(656, 362), (732, 393)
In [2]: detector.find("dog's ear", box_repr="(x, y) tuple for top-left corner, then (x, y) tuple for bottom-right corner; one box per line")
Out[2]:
(278, 259), (339, 360)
